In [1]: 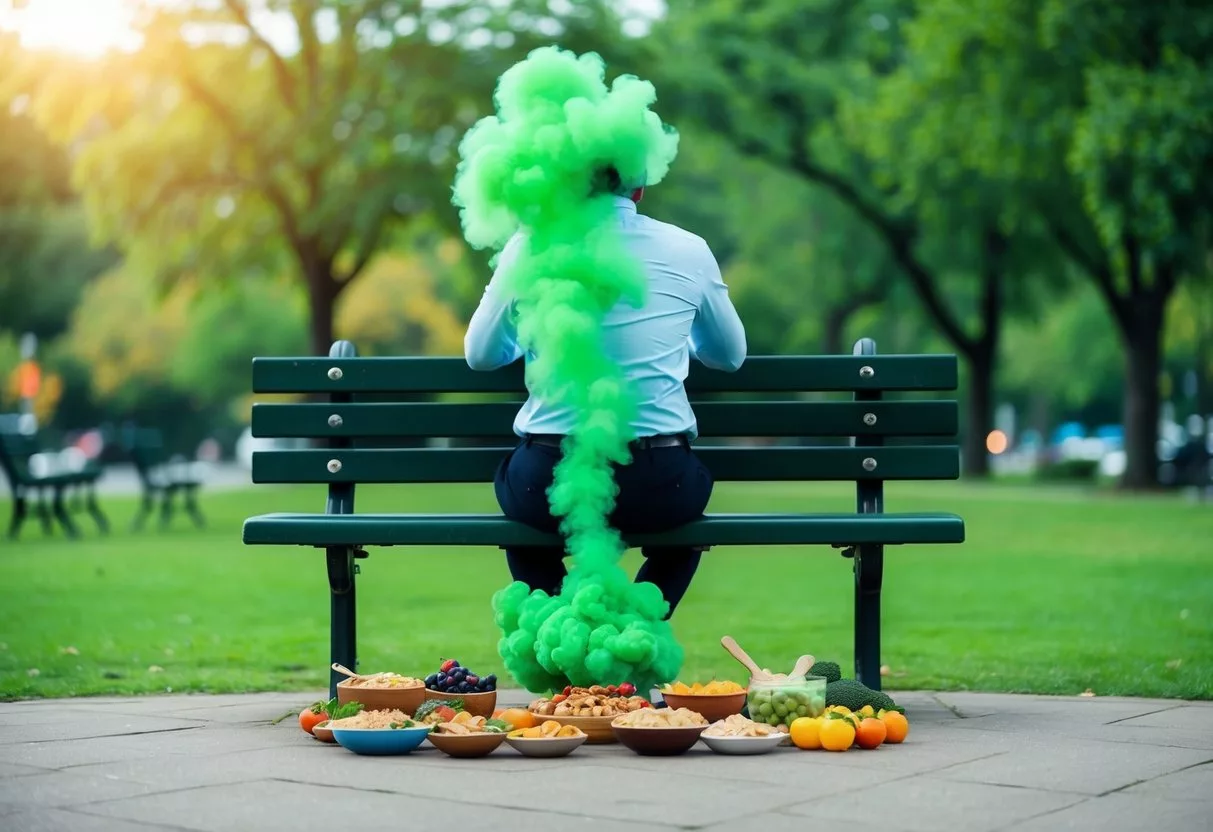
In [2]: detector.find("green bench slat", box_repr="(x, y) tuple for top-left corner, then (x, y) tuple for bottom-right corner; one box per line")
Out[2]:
(242, 512), (966, 547)
(252, 355), (958, 394)
(251, 400), (959, 439)
(252, 445), (960, 484)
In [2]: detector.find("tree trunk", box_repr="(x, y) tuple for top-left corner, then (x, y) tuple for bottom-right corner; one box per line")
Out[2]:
(1119, 296), (1166, 490)
(963, 348), (995, 478)
(298, 244), (338, 357)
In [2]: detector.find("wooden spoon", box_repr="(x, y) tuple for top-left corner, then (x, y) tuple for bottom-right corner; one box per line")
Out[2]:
(721, 636), (773, 681)
(331, 663), (361, 680)
(789, 654), (816, 679)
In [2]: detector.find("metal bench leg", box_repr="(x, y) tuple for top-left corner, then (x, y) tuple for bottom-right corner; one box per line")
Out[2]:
(52, 485), (80, 539)
(853, 543), (884, 690)
(131, 489), (155, 531)
(36, 488), (54, 536)
(326, 546), (358, 699)
(184, 484), (206, 528)
(159, 485), (177, 529)
(7, 492), (27, 540)
(86, 484), (110, 533)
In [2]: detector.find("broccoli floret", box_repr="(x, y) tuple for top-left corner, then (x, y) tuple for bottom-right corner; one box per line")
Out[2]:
(826, 678), (897, 712)
(808, 661), (842, 683)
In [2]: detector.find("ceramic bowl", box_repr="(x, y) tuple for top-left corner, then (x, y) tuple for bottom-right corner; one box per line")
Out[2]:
(311, 721), (337, 743)
(336, 678), (425, 715)
(611, 724), (707, 756)
(331, 725), (432, 755)
(426, 730), (507, 758)
(504, 733), (588, 758)
(699, 732), (786, 756)
(424, 689), (497, 718)
(659, 691), (748, 723)
(527, 712), (618, 744)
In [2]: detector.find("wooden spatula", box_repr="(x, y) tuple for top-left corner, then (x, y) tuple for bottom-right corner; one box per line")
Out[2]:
(721, 636), (773, 681)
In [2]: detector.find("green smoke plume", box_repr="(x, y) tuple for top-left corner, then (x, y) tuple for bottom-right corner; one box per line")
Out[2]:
(452, 46), (682, 695)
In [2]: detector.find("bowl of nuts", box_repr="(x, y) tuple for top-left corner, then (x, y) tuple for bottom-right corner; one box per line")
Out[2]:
(527, 684), (652, 744)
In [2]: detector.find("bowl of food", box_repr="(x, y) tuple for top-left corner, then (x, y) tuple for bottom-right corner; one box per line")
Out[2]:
(425, 711), (510, 758)
(745, 675), (826, 730)
(335, 671), (425, 714)
(528, 685), (652, 744)
(311, 720), (337, 744)
(659, 680), (747, 722)
(328, 709), (432, 755)
(610, 707), (709, 756)
(699, 713), (786, 755)
(424, 659), (498, 717)
(504, 720), (588, 758)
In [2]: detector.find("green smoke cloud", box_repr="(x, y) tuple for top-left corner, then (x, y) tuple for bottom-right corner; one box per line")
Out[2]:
(452, 46), (682, 695)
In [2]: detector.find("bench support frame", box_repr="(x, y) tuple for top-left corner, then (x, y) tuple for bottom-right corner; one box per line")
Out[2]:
(850, 337), (886, 691)
(325, 340), (360, 699)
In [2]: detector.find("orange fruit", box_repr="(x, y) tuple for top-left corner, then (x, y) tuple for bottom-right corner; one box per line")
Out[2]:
(880, 710), (909, 743)
(819, 714), (856, 752)
(498, 708), (537, 730)
(855, 717), (887, 749)
(789, 717), (822, 750)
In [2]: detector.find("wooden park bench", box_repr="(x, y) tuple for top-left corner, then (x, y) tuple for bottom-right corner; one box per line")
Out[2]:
(123, 426), (207, 531)
(0, 424), (109, 540)
(242, 338), (965, 697)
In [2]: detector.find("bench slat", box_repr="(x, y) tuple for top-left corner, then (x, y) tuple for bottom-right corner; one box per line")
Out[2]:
(252, 355), (958, 394)
(242, 511), (966, 547)
(251, 400), (959, 439)
(252, 445), (960, 483)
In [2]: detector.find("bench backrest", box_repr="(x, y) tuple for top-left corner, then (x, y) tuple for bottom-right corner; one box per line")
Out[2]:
(249, 340), (959, 490)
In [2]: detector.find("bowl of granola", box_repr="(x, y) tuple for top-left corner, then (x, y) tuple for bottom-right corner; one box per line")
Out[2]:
(328, 709), (432, 755)
(527, 685), (652, 744)
(335, 671), (425, 714)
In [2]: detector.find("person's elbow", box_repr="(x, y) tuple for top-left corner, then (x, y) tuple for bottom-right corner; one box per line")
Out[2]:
(464, 335), (503, 372)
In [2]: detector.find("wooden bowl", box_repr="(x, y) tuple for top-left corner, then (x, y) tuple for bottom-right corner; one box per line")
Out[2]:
(426, 731), (506, 758)
(611, 724), (707, 756)
(424, 688), (497, 718)
(526, 712), (618, 744)
(336, 679), (425, 715)
(659, 691), (747, 723)
(311, 721), (337, 743)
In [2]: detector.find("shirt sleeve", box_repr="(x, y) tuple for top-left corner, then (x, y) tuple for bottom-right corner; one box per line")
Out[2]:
(689, 243), (747, 372)
(464, 235), (525, 371)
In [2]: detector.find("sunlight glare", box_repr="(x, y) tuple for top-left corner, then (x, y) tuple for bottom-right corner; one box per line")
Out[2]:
(4, 0), (141, 57)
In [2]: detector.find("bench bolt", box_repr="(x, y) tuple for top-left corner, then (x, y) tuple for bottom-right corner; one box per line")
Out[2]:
(859, 365), (875, 379)
(327, 367), (343, 381)
(862, 457), (877, 471)
(328, 414), (343, 428)
(327, 459), (343, 473)
(863, 412), (877, 426)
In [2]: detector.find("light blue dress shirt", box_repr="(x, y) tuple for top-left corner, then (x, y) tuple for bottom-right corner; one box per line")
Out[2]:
(464, 196), (747, 440)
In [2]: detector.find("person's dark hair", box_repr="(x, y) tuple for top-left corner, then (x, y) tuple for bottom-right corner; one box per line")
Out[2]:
(591, 164), (644, 196)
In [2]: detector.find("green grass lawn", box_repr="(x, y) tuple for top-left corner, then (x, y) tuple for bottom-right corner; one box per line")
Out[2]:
(1, 480), (1210, 702)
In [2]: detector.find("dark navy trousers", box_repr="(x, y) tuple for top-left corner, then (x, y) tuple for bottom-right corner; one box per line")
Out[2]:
(493, 437), (714, 618)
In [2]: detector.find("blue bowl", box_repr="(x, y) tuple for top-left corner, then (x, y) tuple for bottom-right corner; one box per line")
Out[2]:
(331, 725), (432, 755)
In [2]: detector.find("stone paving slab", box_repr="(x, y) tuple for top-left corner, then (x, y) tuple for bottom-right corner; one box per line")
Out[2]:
(1, 690), (1210, 832)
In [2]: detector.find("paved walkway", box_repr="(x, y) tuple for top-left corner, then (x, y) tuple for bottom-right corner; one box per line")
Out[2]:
(1, 691), (1210, 832)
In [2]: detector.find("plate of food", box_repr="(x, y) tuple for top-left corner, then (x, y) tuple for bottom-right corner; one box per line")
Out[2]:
(505, 719), (588, 758)
(610, 707), (709, 756)
(658, 680), (748, 722)
(328, 709), (432, 755)
(334, 667), (426, 714)
(699, 713), (787, 755)
(425, 711), (510, 758)
(528, 684), (652, 744)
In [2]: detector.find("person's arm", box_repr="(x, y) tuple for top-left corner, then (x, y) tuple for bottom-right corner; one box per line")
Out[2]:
(464, 236), (525, 371)
(689, 243), (747, 371)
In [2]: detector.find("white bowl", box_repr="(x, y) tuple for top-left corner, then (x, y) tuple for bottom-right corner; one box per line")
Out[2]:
(504, 734), (588, 758)
(699, 732), (787, 755)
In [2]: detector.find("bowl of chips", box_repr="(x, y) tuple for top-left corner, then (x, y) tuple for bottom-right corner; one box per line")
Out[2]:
(658, 680), (747, 722)
(504, 719), (588, 758)
(610, 707), (709, 756)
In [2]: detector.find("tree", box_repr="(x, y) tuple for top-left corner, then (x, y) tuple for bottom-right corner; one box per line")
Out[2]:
(648, 0), (1039, 476)
(872, 0), (1213, 488)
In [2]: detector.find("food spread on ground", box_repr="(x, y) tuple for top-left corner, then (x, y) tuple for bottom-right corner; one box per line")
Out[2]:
(507, 719), (585, 739)
(529, 684), (650, 717)
(612, 707), (707, 728)
(340, 672), (423, 689)
(431, 711), (511, 735)
(328, 708), (421, 730)
(425, 658), (497, 695)
(661, 680), (745, 696)
(305, 647), (912, 757)
(703, 714), (777, 737)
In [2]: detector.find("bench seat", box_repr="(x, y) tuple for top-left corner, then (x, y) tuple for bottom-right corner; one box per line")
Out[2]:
(243, 511), (965, 548)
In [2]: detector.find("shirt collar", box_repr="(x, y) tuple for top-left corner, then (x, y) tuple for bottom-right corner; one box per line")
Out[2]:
(611, 195), (638, 213)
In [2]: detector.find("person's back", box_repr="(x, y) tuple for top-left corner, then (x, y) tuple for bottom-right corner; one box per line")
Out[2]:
(464, 185), (746, 619)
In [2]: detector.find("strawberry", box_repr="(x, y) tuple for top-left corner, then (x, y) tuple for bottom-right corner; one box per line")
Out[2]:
(618, 682), (636, 697)
(440, 659), (458, 673)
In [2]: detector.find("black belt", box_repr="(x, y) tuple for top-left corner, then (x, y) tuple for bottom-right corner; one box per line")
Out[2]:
(528, 434), (688, 450)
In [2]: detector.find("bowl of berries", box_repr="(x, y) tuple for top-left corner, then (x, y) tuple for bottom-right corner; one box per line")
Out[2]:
(424, 659), (498, 717)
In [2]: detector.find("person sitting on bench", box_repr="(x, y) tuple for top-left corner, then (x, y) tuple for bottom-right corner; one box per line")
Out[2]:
(463, 166), (747, 617)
